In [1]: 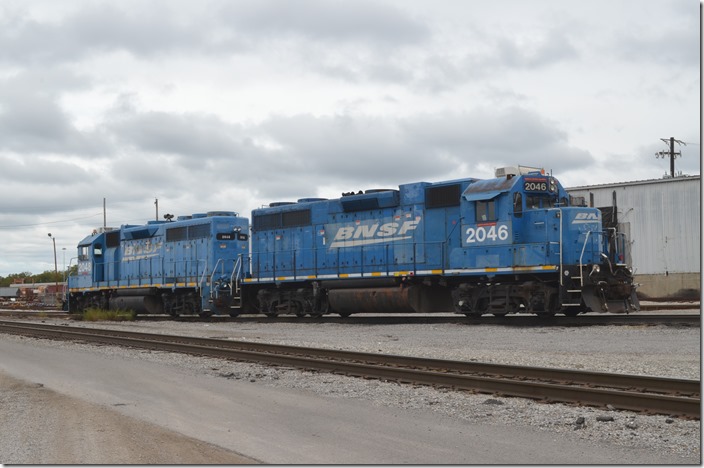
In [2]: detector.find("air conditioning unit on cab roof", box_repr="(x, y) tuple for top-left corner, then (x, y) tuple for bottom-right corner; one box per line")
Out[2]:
(495, 166), (545, 178)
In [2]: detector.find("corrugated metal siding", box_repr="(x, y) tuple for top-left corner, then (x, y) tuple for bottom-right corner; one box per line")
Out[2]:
(567, 177), (700, 276)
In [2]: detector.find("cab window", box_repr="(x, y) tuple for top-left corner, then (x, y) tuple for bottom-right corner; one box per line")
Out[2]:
(513, 193), (523, 217)
(78, 245), (90, 261)
(526, 196), (558, 209)
(476, 200), (496, 222)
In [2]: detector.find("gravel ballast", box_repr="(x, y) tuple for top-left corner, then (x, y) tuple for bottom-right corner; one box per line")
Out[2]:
(2, 318), (701, 462)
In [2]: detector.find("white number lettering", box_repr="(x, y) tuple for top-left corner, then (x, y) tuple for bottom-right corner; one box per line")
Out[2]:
(465, 224), (510, 244)
(487, 225), (497, 241)
(465, 227), (475, 243)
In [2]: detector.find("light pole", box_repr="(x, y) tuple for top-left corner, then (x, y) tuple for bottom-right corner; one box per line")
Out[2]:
(62, 247), (67, 295)
(48, 233), (58, 305)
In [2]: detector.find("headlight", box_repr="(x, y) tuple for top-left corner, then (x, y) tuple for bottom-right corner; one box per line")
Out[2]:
(591, 264), (600, 274)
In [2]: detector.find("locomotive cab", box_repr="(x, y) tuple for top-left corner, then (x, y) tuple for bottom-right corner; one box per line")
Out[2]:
(450, 167), (638, 316)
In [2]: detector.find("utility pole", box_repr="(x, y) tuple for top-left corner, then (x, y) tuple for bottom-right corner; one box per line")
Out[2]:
(47, 233), (58, 304)
(155, 198), (159, 221)
(655, 137), (685, 177)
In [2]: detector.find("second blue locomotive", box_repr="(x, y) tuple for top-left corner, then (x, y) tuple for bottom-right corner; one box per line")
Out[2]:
(68, 211), (249, 316)
(68, 167), (639, 317)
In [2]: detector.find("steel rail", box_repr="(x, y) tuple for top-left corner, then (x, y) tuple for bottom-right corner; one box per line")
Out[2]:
(3, 321), (696, 396)
(0, 311), (700, 327)
(169, 314), (702, 326)
(0, 321), (699, 418)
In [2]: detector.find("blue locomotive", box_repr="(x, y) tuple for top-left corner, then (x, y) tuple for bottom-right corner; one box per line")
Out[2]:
(245, 166), (639, 317)
(67, 211), (250, 316)
(68, 167), (639, 317)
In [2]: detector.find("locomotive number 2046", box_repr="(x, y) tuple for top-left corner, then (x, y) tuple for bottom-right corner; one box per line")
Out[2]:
(524, 181), (548, 191)
(465, 223), (509, 244)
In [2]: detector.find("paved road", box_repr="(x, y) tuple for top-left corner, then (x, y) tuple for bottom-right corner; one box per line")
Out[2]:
(0, 336), (695, 464)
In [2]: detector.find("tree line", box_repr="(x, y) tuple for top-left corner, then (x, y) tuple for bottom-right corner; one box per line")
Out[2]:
(0, 267), (78, 287)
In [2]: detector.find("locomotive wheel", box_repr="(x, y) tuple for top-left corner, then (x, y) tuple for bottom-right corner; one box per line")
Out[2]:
(291, 301), (306, 317)
(264, 300), (279, 317)
(535, 294), (559, 317)
(229, 312), (240, 318)
(562, 307), (581, 317)
(312, 295), (330, 317)
(474, 299), (489, 316)
(338, 312), (351, 318)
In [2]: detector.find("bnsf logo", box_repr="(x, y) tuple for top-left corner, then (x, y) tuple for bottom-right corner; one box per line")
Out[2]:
(329, 219), (421, 248)
(572, 212), (600, 224)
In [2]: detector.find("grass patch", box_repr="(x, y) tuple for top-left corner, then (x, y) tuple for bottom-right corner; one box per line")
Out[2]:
(81, 307), (136, 321)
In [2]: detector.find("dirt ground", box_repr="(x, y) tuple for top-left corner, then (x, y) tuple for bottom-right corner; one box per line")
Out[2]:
(0, 372), (258, 464)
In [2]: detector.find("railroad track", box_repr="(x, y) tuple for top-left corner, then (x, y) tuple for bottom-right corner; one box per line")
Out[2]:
(0, 310), (699, 327)
(0, 320), (699, 418)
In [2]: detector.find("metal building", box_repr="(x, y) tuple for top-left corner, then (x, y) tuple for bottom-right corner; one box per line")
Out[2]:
(567, 175), (700, 300)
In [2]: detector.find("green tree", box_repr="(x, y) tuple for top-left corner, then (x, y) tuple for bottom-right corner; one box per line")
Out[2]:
(2, 272), (33, 286)
(33, 270), (64, 283)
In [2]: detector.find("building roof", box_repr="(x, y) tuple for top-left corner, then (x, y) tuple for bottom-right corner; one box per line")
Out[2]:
(567, 174), (700, 191)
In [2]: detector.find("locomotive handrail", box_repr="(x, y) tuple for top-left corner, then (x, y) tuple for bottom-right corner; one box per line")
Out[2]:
(576, 230), (594, 287)
(230, 255), (243, 297)
(559, 208), (563, 286)
(207, 258), (224, 298)
(607, 228), (629, 265)
(548, 208), (564, 287)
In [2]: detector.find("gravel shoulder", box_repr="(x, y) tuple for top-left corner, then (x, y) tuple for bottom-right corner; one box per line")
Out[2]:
(0, 317), (700, 463)
(0, 371), (258, 464)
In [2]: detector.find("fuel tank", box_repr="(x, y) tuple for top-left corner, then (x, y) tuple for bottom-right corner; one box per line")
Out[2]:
(327, 285), (452, 314)
(110, 295), (163, 314)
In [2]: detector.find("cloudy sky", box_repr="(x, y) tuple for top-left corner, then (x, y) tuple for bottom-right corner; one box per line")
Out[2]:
(0, 0), (699, 276)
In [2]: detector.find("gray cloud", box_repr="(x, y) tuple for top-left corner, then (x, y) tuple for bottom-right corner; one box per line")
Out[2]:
(0, 70), (110, 155)
(0, 3), (222, 65)
(221, 0), (429, 46)
(99, 105), (593, 200)
(493, 30), (578, 69)
(0, 0), (427, 69)
(108, 111), (248, 162)
(615, 28), (699, 68)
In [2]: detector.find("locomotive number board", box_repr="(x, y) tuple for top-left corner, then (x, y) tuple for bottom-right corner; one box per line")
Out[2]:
(523, 177), (549, 192)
